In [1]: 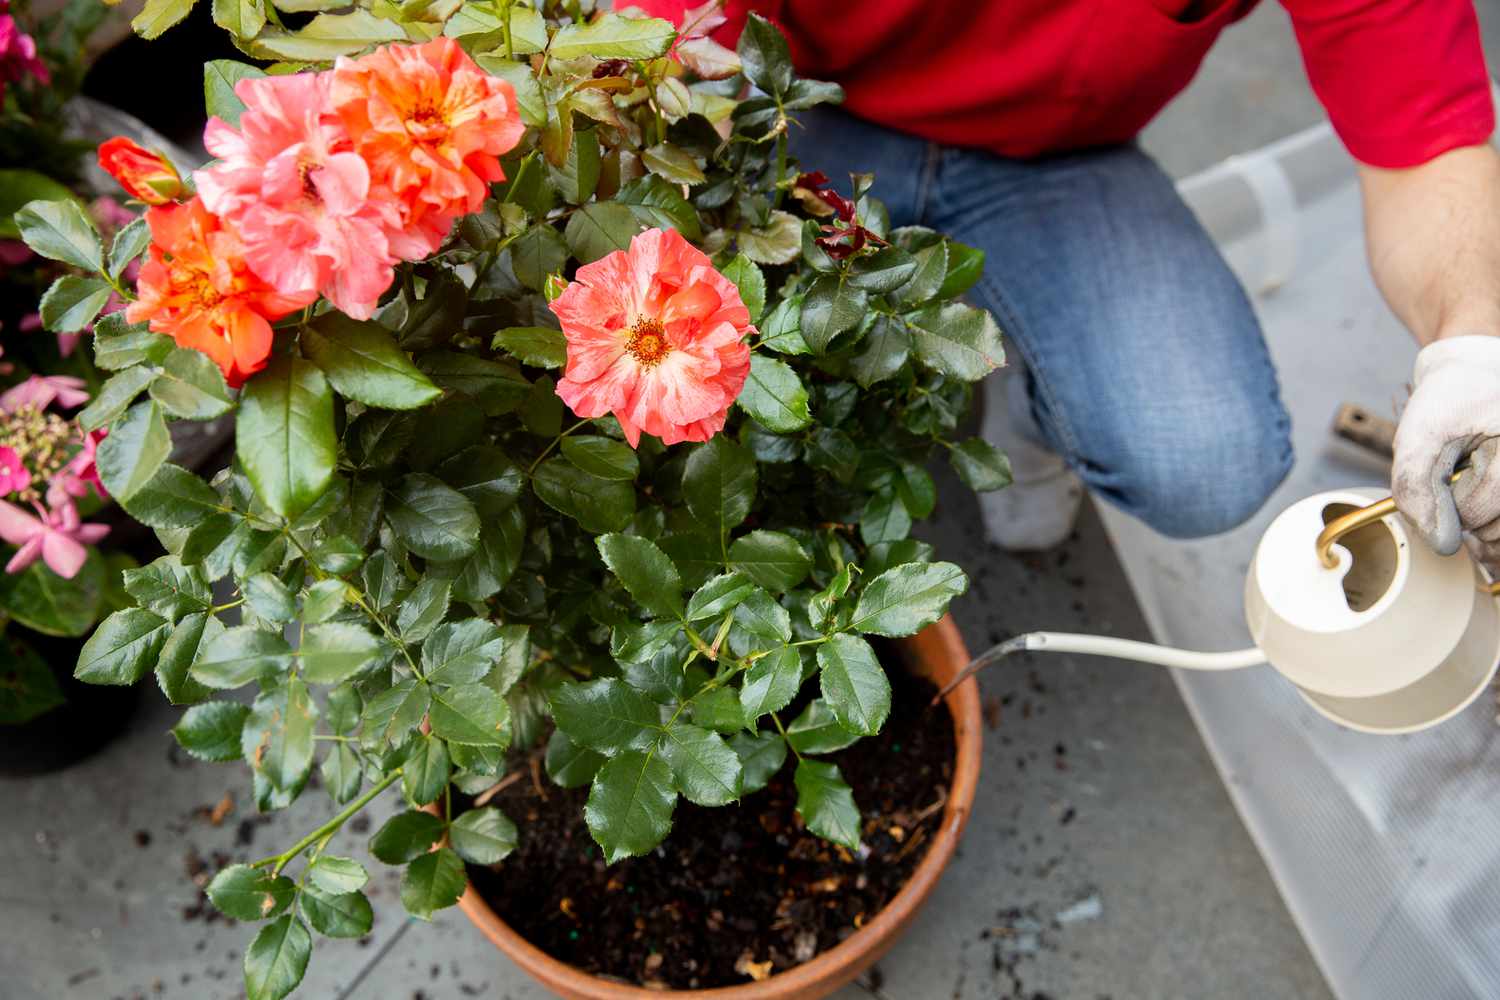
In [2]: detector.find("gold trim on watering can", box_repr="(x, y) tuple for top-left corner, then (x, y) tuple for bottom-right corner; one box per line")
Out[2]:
(1314, 472), (1500, 595)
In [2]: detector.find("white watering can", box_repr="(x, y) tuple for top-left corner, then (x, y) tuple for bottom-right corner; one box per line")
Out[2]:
(944, 483), (1500, 735)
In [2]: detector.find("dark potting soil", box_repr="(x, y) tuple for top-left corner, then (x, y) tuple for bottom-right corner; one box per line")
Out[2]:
(467, 664), (957, 990)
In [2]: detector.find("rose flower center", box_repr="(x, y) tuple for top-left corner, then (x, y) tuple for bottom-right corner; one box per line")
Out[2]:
(627, 319), (671, 368)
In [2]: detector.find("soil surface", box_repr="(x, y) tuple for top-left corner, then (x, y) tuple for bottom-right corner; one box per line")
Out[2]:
(467, 663), (957, 990)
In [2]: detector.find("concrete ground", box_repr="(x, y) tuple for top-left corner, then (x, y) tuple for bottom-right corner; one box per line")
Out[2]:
(10, 3), (1500, 998)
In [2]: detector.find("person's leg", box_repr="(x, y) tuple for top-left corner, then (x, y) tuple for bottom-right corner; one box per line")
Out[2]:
(930, 144), (1293, 539)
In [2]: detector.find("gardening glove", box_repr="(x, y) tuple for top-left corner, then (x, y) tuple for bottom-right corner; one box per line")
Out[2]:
(1391, 335), (1500, 572)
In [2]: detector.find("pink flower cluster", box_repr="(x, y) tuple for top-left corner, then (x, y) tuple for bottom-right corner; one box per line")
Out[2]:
(0, 375), (108, 579)
(0, 3), (48, 105)
(192, 37), (525, 321)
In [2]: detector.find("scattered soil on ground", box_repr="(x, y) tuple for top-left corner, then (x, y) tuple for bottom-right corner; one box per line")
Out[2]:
(468, 663), (957, 990)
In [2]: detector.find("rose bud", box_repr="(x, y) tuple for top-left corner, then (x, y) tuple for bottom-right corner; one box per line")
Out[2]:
(96, 136), (184, 205)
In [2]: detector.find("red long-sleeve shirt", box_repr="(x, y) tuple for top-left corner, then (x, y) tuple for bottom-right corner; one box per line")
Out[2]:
(635, 0), (1495, 168)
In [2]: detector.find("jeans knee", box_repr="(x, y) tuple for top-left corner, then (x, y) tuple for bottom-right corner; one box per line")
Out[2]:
(1110, 404), (1294, 540)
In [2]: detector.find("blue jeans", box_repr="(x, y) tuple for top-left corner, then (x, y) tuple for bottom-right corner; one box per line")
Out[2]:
(793, 110), (1295, 539)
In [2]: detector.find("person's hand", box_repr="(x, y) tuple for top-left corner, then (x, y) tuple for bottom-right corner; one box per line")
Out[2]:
(1392, 336), (1500, 568)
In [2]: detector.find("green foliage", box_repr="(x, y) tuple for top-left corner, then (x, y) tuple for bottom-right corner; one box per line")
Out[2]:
(59, 10), (1010, 997)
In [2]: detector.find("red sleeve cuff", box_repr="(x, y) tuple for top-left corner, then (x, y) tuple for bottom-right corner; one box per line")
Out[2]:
(1335, 88), (1496, 169)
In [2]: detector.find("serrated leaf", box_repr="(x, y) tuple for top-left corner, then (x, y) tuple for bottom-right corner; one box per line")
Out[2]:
(545, 728), (606, 789)
(597, 533), (682, 619)
(172, 700), (251, 761)
(659, 722), (741, 806)
(549, 12), (675, 60)
(950, 438), (1013, 492)
(559, 436), (638, 481)
(303, 314), (441, 410)
(429, 683), (511, 747)
(244, 572), (296, 623)
(739, 644), (802, 718)
(300, 622), (382, 683)
(729, 729), (786, 794)
(238, 356), (336, 520)
(817, 634), (890, 735)
(531, 457), (635, 534)
(300, 886), (372, 939)
(422, 620), (505, 685)
(849, 561), (967, 637)
(191, 626), (293, 689)
(400, 847), (466, 920)
(361, 678), (430, 746)
(370, 810), (446, 864)
(491, 326), (566, 369)
(728, 530), (811, 591)
(402, 732), (450, 805)
(15, 198), (101, 271)
(207, 864), (294, 921)
(386, 473), (480, 561)
(737, 355), (810, 433)
(74, 608), (169, 685)
(97, 401), (170, 503)
(908, 302), (1004, 381)
(794, 759), (861, 849)
(449, 807), (518, 865)
(121, 464), (224, 531)
(799, 275), (866, 353)
(321, 742), (362, 804)
(155, 611), (222, 705)
(685, 572), (754, 622)
(133, 0), (196, 39)
(79, 365), (155, 433)
(243, 914), (310, 1000)
(307, 856), (368, 895)
(785, 698), (859, 754)
(585, 750), (676, 863)
(683, 437), (756, 539)
(39, 275), (111, 333)
(204, 59), (265, 127)
(550, 678), (660, 753)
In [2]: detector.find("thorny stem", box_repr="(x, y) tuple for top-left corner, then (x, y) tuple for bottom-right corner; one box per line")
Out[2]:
(251, 770), (403, 877)
(772, 124), (788, 210)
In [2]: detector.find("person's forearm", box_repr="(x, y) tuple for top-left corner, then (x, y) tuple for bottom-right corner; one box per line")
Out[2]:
(1358, 144), (1500, 345)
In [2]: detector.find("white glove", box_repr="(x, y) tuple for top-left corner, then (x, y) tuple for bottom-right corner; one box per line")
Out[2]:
(1391, 336), (1500, 564)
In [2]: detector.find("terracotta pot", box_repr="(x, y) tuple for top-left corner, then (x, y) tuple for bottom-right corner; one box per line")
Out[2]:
(457, 613), (981, 999)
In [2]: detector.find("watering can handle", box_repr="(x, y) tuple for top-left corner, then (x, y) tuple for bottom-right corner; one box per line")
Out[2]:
(1314, 468), (1500, 594)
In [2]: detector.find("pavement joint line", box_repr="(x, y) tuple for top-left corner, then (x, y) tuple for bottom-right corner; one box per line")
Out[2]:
(333, 916), (415, 1000)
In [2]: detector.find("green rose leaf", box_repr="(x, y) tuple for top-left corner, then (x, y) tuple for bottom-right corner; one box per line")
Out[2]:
(794, 759), (861, 850)
(321, 743), (362, 804)
(307, 856), (368, 895)
(642, 141), (706, 185)
(208, 864), (295, 921)
(97, 401), (171, 504)
(739, 644), (802, 719)
(585, 750), (677, 863)
(785, 699), (860, 754)
(132, 0), (196, 40)
(728, 530), (812, 591)
(396, 577), (450, 643)
(849, 561), (968, 637)
(243, 572), (295, 623)
(491, 326), (566, 369)
(149, 347), (233, 420)
(738, 12), (793, 97)
(800, 275), (867, 354)
(950, 438), (1013, 492)
(191, 626), (293, 689)
(155, 611), (222, 705)
(120, 464), (224, 531)
(721, 253), (766, 323)
(429, 683), (511, 747)
(402, 732), (450, 805)
(550, 12), (675, 60)
(597, 533), (683, 619)
(849, 316), (911, 388)
(303, 313), (441, 410)
(361, 678), (430, 746)
(370, 810), (446, 865)
(847, 246), (917, 293)
(937, 239), (985, 299)
(39, 275), (111, 333)
(386, 473), (480, 561)
(204, 59), (265, 126)
(660, 722), (742, 806)
(532, 457), (635, 534)
(422, 619), (506, 685)
(560, 436), (639, 482)
(258, 678), (318, 791)
(817, 634), (891, 735)
(15, 198), (101, 272)
(0, 550), (106, 638)
(400, 847), (467, 920)
(299, 622), (383, 684)
(79, 365), (156, 433)
(544, 729), (606, 789)
(685, 572), (755, 622)
(300, 886), (372, 939)
(238, 356), (336, 520)
(74, 608), (169, 685)
(564, 201), (644, 264)
(729, 730), (787, 794)
(683, 437), (756, 539)
(550, 677), (660, 754)
(908, 302), (1004, 381)
(859, 491), (912, 546)
(737, 355), (811, 434)
(172, 700), (251, 762)
(510, 224), (570, 290)
(449, 807), (519, 865)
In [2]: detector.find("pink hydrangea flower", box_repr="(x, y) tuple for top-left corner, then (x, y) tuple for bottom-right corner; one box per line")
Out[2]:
(0, 13), (48, 105)
(47, 428), (107, 506)
(0, 499), (108, 578)
(195, 71), (401, 320)
(0, 374), (89, 412)
(0, 445), (29, 496)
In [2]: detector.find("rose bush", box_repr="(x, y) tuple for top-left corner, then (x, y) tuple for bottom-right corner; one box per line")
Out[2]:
(15, 3), (1013, 997)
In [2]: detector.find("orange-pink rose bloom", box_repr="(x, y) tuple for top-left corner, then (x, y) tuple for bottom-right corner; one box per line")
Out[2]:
(330, 37), (525, 260)
(550, 228), (753, 448)
(125, 198), (315, 387)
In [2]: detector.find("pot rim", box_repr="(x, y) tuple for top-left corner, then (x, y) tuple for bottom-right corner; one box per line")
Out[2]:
(453, 614), (981, 999)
